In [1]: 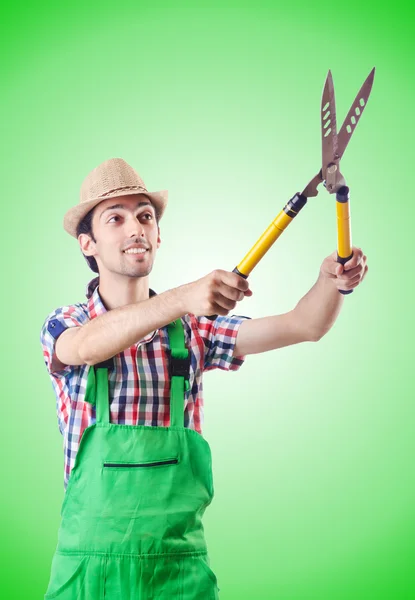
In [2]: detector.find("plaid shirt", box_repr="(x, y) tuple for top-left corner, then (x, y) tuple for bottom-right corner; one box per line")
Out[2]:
(40, 276), (251, 490)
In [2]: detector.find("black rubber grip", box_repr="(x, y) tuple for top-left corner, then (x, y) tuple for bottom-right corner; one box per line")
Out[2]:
(336, 186), (350, 203)
(337, 253), (353, 266)
(232, 267), (248, 279)
(337, 252), (354, 295)
(284, 193), (308, 215)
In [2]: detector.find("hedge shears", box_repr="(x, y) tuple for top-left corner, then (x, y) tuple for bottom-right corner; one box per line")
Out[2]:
(232, 67), (375, 296)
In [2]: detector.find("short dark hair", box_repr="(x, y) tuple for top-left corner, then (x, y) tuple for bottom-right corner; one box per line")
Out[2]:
(76, 201), (160, 274)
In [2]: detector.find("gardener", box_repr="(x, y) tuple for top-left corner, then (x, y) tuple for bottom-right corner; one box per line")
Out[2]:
(40, 157), (368, 599)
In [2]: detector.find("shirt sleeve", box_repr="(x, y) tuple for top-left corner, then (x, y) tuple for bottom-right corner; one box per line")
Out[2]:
(40, 304), (89, 375)
(196, 313), (251, 372)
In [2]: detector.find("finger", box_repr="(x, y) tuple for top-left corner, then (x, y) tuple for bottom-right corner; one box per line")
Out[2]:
(338, 273), (362, 288)
(220, 270), (251, 293)
(338, 268), (366, 288)
(344, 247), (363, 270)
(216, 283), (247, 302)
(217, 272), (252, 297)
(337, 278), (360, 291)
(340, 265), (366, 282)
(339, 264), (365, 279)
(210, 302), (230, 316)
(335, 263), (344, 276)
(345, 278), (362, 290)
(213, 291), (239, 311)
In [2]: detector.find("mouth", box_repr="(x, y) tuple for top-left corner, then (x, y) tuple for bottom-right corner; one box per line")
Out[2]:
(123, 249), (148, 256)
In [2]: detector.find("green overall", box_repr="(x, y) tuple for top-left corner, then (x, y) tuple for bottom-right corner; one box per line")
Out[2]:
(44, 319), (220, 599)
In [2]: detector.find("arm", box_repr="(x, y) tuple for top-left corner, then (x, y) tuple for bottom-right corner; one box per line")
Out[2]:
(56, 269), (253, 368)
(74, 287), (187, 365)
(234, 247), (368, 356)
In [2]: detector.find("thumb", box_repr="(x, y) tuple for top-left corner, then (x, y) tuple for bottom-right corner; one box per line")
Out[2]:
(335, 263), (344, 276)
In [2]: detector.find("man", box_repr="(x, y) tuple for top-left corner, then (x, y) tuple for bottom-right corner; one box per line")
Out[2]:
(40, 157), (368, 599)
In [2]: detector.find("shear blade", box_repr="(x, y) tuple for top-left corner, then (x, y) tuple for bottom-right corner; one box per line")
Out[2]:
(321, 70), (339, 177)
(336, 67), (375, 160)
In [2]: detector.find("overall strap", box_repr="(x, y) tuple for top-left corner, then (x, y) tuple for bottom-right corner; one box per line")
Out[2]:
(166, 319), (190, 428)
(85, 360), (111, 425)
(84, 322), (189, 428)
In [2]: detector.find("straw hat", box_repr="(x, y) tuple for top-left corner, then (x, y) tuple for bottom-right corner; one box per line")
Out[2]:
(63, 158), (168, 238)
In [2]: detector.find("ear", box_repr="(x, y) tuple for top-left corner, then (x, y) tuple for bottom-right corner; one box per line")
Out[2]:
(79, 233), (97, 257)
(156, 226), (161, 249)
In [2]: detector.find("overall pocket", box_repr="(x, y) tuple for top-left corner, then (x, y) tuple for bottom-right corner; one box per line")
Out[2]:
(180, 554), (219, 600)
(44, 553), (90, 599)
(198, 554), (219, 586)
(103, 457), (179, 469)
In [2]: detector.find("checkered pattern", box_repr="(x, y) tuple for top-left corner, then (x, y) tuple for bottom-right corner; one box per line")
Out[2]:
(40, 276), (251, 490)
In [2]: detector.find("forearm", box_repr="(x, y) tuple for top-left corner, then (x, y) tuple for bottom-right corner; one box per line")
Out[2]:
(78, 285), (188, 365)
(294, 271), (344, 341)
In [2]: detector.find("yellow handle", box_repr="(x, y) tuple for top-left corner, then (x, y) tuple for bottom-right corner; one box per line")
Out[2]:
(336, 186), (352, 260)
(235, 193), (308, 277)
(236, 211), (293, 276)
(336, 186), (354, 296)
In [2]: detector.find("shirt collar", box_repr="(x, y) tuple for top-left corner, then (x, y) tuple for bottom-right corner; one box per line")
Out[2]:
(85, 276), (158, 344)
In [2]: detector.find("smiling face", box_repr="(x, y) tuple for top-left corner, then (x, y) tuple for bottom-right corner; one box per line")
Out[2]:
(79, 194), (161, 279)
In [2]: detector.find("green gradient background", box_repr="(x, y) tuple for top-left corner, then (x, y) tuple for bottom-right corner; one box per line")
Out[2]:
(1, 1), (414, 598)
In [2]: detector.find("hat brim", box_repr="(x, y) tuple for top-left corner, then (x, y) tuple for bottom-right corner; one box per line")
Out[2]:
(63, 189), (168, 238)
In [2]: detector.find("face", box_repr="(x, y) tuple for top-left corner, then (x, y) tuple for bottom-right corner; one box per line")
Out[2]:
(80, 194), (161, 279)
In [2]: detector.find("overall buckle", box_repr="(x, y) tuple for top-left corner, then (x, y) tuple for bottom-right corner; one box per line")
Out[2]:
(166, 349), (191, 391)
(94, 357), (114, 370)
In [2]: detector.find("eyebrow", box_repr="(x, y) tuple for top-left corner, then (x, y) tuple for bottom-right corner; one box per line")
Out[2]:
(100, 201), (154, 220)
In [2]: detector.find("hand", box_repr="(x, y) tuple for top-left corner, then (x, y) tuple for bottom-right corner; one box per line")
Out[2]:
(183, 270), (253, 317)
(320, 247), (368, 292)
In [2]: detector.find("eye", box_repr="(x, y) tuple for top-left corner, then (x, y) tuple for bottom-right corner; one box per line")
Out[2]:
(107, 212), (153, 223)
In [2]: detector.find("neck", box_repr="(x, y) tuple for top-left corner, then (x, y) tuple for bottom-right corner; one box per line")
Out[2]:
(97, 272), (151, 310)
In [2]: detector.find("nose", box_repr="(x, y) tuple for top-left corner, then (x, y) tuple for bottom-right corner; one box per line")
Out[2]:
(126, 215), (146, 238)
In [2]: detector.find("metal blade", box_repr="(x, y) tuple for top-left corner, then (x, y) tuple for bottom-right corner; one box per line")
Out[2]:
(302, 171), (323, 197)
(336, 67), (375, 160)
(321, 70), (338, 178)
